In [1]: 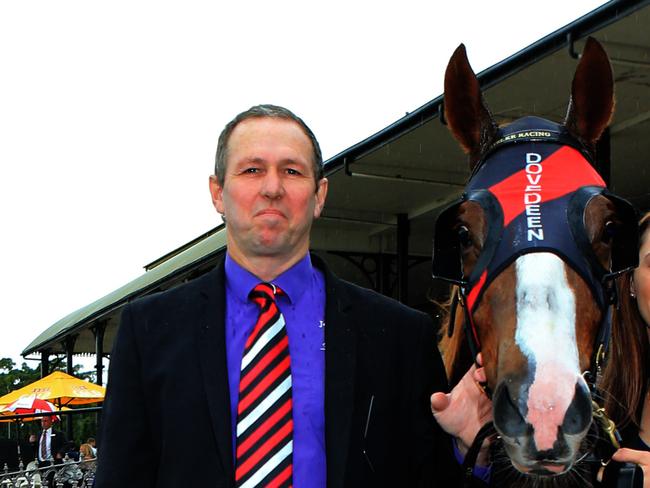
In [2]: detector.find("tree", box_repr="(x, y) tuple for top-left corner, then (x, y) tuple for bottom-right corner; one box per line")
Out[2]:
(0, 359), (41, 399)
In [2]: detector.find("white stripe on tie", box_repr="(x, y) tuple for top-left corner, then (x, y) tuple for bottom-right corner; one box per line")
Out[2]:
(239, 440), (292, 488)
(237, 376), (292, 437)
(241, 315), (286, 371)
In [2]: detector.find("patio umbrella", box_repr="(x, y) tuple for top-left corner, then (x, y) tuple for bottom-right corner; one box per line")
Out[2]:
(0, 371), (105, 407)
(1, 396), (62, 422)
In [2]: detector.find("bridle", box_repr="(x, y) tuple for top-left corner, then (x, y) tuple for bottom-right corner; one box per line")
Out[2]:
(431, 116), (639, 483)
(433, 116), (638, 380)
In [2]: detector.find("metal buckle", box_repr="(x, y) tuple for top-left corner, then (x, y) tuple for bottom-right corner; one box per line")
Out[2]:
(591, 400), (620, 450)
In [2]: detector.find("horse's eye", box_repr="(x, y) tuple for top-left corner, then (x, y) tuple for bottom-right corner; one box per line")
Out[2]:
(602, 220), (618, 243)
(457, 225), (471, 248)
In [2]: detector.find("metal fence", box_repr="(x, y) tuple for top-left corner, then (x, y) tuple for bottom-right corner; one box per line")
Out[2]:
(0, 458), (96, 488)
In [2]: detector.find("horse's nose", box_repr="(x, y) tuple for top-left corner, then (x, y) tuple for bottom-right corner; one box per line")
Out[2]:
(493, 378), (592, 441)
(561, 381), (592, 435)
(493, 381), (528, 438)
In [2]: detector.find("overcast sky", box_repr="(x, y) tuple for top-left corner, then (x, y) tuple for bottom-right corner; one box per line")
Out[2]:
(0, 0), (607, 368)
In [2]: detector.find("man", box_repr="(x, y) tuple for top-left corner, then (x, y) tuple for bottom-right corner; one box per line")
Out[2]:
(95, 105), (489, 487)
(35, 415), (66, 467)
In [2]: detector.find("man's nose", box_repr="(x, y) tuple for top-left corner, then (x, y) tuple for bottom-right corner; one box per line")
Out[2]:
(260, 169), (284, 199)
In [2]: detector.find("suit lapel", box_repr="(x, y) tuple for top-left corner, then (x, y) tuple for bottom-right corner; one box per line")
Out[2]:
(195, 260), (234, 484)
(320, 258), (357, 488)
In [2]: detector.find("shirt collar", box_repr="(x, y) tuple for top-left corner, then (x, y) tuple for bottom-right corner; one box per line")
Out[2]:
(224, 252), (313, 304)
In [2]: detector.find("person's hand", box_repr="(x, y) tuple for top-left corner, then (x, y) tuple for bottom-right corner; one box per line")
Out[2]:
(612, 447), (650, 487)
(431, 354), (493, 465)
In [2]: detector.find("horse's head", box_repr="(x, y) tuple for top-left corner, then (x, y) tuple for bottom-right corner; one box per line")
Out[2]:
(434, 38), (638, 477)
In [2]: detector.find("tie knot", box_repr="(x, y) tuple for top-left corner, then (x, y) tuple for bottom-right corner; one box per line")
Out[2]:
(249, 282), (285, 305)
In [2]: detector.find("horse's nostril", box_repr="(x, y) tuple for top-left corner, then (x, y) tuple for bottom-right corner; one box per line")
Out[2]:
(493, 382), (528, 437)
(562, 381), (592, 435)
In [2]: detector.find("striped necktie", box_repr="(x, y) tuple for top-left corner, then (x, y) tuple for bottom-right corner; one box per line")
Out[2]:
(40, 430), (47, 461)
(235, 282), (293, 488)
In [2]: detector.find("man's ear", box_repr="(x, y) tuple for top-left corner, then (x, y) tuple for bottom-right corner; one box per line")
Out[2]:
(209, 175), (225, 216)
(313, 177), (328, 219)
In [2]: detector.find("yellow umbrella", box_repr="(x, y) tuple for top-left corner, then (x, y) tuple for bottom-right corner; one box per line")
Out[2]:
(0, 371), (105, 407)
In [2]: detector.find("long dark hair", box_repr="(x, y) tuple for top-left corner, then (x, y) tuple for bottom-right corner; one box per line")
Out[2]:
(601, 212), (650, 428)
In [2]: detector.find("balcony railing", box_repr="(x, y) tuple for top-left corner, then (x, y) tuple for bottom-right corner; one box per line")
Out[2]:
(0, 457), (96, 487)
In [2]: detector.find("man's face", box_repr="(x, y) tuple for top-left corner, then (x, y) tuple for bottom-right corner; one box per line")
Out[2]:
(210, 117), (328, 268)
(41, 416), (52, 430)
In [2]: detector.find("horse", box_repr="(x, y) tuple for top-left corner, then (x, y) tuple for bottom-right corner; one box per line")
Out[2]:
(433, 38), (638, 485)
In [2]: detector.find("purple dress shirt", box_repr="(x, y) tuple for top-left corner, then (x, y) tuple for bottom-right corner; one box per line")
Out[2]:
(225, 253), (326, 487)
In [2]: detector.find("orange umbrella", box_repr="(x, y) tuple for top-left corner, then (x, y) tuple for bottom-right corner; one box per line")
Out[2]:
(0, 371), (105, 407)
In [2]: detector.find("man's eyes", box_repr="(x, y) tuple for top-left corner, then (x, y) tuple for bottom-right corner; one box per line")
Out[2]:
(240, 167), (303, 175)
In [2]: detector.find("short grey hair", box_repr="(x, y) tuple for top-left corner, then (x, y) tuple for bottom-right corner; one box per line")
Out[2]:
(214, 104), (324, 187)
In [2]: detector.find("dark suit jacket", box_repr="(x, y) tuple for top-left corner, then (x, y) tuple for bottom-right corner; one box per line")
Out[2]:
(95, 255), (461, 487)
(30, 428), (66, 463)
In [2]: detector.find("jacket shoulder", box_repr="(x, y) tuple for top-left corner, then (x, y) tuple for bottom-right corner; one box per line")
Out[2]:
(126, 264), (221, 317)
(333, 275), (430, 323)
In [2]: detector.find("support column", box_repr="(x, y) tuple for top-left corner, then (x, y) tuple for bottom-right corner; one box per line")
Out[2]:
(93, 323), (106, 387)
(378, 253), (392, 296)
(40, 350), (50, 378)
(65, 335), (77, 376)
(93, 323), (106, 430)
(64, 335), (78, 442)
(397, 213), (410, 304)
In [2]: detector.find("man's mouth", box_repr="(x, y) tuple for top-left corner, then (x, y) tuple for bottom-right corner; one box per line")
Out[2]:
(256, 208), (285, 218)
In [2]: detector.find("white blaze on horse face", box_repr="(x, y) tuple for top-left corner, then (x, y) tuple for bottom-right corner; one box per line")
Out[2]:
(515, 252), (582, 452)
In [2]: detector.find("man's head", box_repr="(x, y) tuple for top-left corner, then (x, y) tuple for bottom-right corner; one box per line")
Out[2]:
(214, 104), (323, 187)
(209, 105), (328, 277)
(41, 416), (53, 430)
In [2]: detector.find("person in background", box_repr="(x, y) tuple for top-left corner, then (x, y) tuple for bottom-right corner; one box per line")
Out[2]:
(601, 211), (650, 485)
(62, 440), (80, 461)
(34, 415), (66, 467)
(80, 438), (97, 461)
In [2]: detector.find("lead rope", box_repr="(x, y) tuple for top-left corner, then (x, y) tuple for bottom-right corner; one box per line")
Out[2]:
(587, 282), (625, 466)
(462, 422), (496, 488)
(451, 287), (495, 487)
(585, 337), (625, 485)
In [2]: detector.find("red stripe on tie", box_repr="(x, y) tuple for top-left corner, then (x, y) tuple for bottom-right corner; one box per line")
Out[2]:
(245, 305), (279, 348)
(238, 356), (290, 414)
(240, 335), (289, 391)
(237, 399), (292, 458)
(266, 464), (292, 488)
(235, 420), (293, 480)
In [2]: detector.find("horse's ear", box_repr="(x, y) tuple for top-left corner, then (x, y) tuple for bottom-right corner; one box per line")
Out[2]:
(444, 44), (498, 169)
(564, 37), (614, 145)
